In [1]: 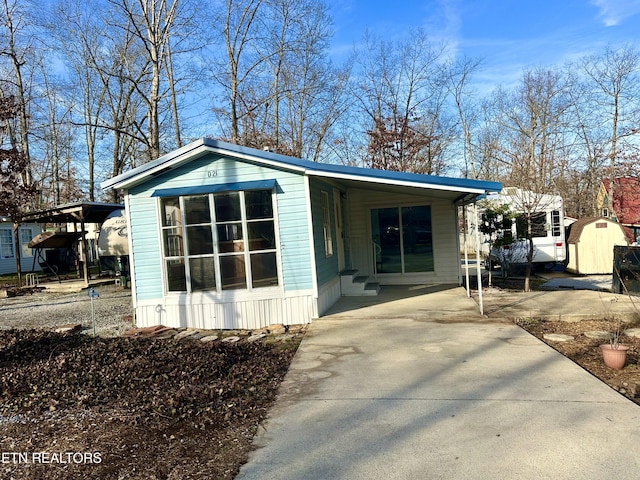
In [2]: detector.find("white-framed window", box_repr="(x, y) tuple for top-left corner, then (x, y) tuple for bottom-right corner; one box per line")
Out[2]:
(20, 227), (34, 257)
(160, 189), (279, 293)
(0, 228), (14, 259)
(321, 190), (333, 257)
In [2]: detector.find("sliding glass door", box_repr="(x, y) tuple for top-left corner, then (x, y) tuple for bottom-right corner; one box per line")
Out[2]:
(371, 205), (433, 275)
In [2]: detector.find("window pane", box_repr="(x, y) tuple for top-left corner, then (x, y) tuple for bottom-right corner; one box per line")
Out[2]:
(251, 252), (278, 288)
(516, 213), (547, 238)
(215, 192), (241, 222)
(220, 255), (247, 290)
(161, 197), (182, 227)
(245, 190), (273, 219)
(185, 195), (211, 224)
(20, 228), (33, 257)
(166, 259), (186, 291)
(531, 212), (547, 237)
(217, 223), (244, 253)
(163, 227), (184, 256)
(187, 225), (213, 255)
(371, 208), (401, 273)
(189, 257), (216, 291)
(402, 206), (433, 273)
(247, 221), (275, 250)
(0, 229), (13, 259)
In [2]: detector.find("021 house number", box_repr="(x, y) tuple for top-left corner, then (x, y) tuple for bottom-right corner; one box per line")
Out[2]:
(206, 170), (218, 178)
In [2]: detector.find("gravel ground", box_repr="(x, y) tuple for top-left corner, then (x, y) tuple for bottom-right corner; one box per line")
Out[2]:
(0, 284), (133, 337)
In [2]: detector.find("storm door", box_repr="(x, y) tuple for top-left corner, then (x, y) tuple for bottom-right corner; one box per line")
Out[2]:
(370, 205), (433, 275)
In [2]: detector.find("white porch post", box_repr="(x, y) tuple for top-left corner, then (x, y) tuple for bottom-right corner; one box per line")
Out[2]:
(473, 201), (484, 315)
(463, 205), (471, 298)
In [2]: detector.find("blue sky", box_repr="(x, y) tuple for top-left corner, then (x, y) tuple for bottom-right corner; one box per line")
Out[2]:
(330, 0), (640, 91)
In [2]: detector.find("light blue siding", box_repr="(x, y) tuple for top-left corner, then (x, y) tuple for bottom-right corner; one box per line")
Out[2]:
(309, 178), (339, 287)
(0, 224), (43, 275)
(128, 198), (163, 300)
(127, 153), (312, 300)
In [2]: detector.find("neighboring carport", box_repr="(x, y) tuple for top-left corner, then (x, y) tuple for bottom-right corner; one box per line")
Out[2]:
(18, 202), (123, 286)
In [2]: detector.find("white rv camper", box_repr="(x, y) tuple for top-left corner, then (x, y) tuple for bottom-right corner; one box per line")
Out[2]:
(97, 209), (129, 280)
(480, 188), (566, 270)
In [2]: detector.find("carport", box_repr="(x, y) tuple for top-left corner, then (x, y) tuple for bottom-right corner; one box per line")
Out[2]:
(18, 202), (123, 286)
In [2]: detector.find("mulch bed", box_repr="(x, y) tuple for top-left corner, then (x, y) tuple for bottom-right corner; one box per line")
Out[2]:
(0, 329), (303, 479)
(516, 318), (640, 403)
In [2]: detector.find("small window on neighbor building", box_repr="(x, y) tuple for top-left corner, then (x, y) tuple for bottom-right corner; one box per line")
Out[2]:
(0, 228), (14, 259)
(602, 208), (609, 217)
(20, 227), (34, 258)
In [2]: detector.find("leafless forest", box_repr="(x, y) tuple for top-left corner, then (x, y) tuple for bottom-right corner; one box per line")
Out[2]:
(1, 0), (639, 219)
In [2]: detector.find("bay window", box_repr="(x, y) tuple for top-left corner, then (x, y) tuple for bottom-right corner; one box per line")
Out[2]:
(160, 189), (278, 293)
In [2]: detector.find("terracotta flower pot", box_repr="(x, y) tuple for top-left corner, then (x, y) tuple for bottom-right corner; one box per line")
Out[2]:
(600, 344), (629, 370)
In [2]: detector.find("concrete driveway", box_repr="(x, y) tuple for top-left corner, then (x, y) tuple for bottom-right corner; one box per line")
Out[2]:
(237, 292), (640, 479)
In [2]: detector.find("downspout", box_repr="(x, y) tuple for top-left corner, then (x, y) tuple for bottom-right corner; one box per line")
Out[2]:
(473, 200), (484, 315)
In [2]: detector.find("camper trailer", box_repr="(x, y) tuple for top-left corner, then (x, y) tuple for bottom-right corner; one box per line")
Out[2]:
(97, 209), (130, 282)
(480, 188), (566, 271)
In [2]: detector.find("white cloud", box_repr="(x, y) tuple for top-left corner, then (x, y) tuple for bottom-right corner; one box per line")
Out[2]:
(592, 0), (640, 26)
(423, 0), (462, 56)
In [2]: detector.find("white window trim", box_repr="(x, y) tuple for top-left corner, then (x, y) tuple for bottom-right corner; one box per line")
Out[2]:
(159, 189), (281, 295)
(0, 228), (14, 259)
(321, 190), (333, 257)
(20, 227), (34, 258)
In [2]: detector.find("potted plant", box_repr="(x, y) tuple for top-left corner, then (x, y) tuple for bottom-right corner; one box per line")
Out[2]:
(600, 317), (629, 370)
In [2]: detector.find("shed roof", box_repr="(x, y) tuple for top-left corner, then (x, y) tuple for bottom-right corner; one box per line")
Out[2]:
(567, 216), (630, 244)
(101, 138), (501, 203)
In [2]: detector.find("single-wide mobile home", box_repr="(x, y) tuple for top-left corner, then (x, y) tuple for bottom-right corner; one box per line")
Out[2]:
(101, 139), (501, 329)
(0, 220), (43, 275)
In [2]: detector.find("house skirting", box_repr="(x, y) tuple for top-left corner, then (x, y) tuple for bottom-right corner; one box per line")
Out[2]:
(134, 290), (317, 330)
(317, 276), (341, 316)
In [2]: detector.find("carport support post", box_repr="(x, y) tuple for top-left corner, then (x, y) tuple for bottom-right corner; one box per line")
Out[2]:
(462, 206), (471, 298)
(474, 201), (484, 315)
(13, 221), (22, 287)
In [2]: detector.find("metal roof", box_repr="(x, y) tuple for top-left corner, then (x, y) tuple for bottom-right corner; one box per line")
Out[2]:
(18, 202), (124, 225)
(101, 138), (502, 200)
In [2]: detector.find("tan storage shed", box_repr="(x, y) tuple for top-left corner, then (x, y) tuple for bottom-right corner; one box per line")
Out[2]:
(566, 217), (628, 274)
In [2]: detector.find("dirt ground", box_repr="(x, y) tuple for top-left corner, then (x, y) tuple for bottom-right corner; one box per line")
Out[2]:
(2, 280), (640, 479)
(0, 286), (304, 480)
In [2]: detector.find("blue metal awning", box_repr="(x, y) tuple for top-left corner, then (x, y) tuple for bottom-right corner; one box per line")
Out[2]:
(151, 179), (276, 197)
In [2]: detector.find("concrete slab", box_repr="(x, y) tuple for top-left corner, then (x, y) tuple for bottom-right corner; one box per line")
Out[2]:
(540, 273), (613, 292)
(482, 289), (640, 322)
(238, 316), (640, 480)
(324, 285), (488, 323)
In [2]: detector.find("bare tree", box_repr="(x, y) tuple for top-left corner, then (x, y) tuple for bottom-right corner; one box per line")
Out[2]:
(492, 67), (572, 290)
(211, 0), (265, 144)
(580, 45), (640, 217)
(352, 29), (453, 173)
(446, 56), (483, 178)
(0, 0), (33, 188)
